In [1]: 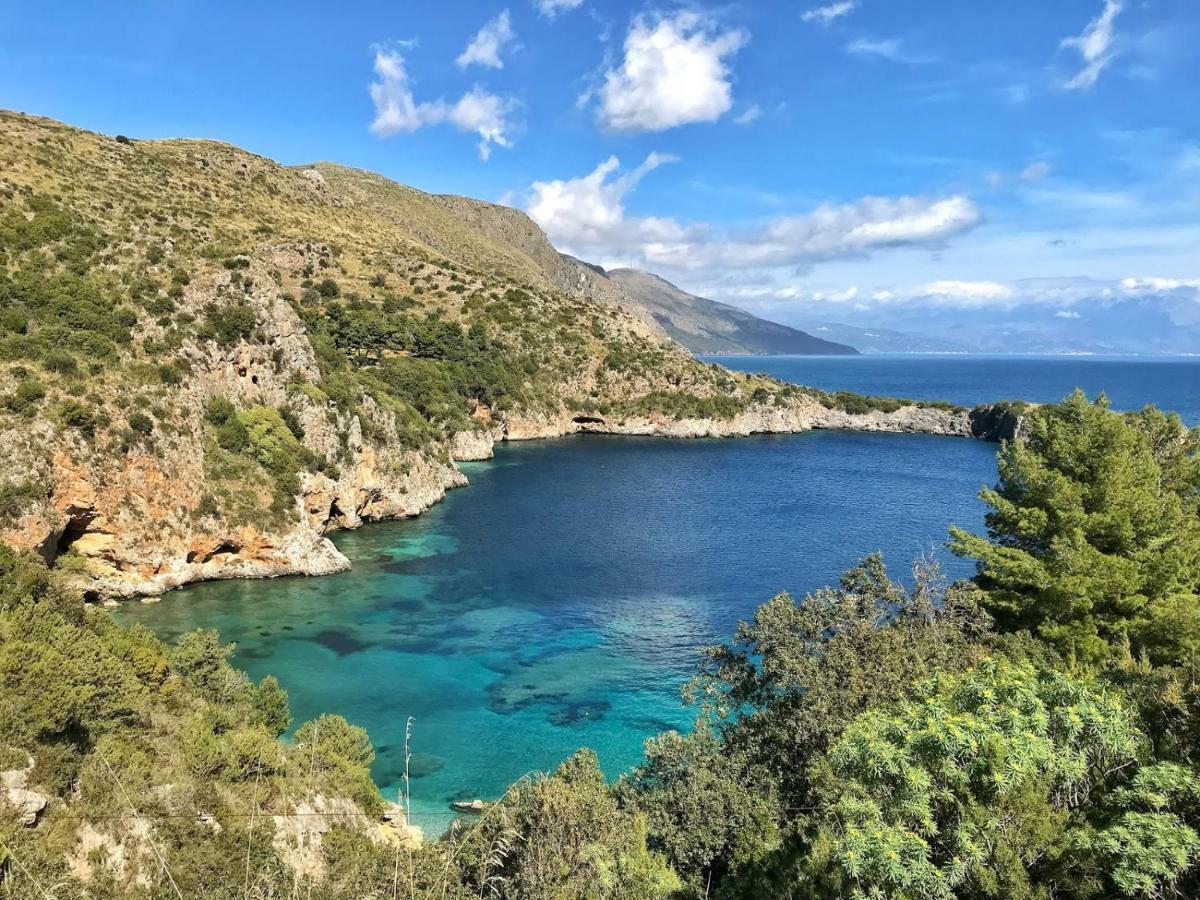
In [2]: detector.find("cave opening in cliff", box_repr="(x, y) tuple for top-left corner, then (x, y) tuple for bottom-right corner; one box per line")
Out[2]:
(53, 513), (94, 561)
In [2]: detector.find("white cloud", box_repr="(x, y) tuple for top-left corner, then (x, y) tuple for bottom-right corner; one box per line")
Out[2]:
(704, 273), (1200, 315)
(534, 0), (582, 18)
(1061, 0), (1123, 90)
(801, 1), (858, 25)
(1121, 276), (1200, 292)
(733, 104), (761, 125)
(444, 88), (518, 160)
(369, 47), (517, 160)
(846, 37), (933, 65)
(527, 153), (681, 257)
(917, 280), (1014, 302)
(525, 155), (981, 274)
(1019, 161), (1051, 182)
(457, 10), (516, 70)
(593, 12), (748, 132)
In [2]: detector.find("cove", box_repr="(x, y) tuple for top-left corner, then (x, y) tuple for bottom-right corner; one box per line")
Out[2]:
(119, 431), (998, 833)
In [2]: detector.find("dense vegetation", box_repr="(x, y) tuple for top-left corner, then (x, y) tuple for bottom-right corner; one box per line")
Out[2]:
(4, 391), (1200, 897)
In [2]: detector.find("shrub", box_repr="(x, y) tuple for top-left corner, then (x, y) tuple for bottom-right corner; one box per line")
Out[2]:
(0, 480), (44, 525)
(41, 350), (78, 375)
(127, 411), (153, 436)
(4, 377), (46, 413)
(199, 303), (257, 346)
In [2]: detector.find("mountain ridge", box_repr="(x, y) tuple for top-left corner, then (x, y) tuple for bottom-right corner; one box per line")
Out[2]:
(602, 267), (859, 356)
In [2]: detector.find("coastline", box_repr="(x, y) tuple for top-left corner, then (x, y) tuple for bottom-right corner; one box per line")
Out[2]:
(82, 395), (1009, 602)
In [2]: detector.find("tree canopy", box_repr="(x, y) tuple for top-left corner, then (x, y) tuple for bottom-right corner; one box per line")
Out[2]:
(951, 390), (1200, 666)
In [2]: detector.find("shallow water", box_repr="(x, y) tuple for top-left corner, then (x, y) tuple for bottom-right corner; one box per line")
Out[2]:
(120, 430), (997, 832)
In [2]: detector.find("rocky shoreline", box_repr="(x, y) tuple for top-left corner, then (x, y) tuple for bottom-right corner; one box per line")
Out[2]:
(117, 397), (1011, 601)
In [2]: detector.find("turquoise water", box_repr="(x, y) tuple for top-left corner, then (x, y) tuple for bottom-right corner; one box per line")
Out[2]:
(121, 355), (1200, 833)
(119, 431), (997, 833)
(703, 354), (1200, 423)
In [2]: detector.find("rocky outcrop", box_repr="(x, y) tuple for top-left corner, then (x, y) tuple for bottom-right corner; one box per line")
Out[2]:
(272, 795), (419, 882)
(969, 401), (1032, 442)
(0, 115), (1001, 602)
(449, 428), (496, 461)
(2, 751), (49, 827)
(0, 260), (471, 600)
(499, 397), (974, 442)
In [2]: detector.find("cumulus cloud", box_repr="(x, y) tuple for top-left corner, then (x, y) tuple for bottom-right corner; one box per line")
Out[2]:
(369, 47), (518, 160)
(457, 10), (516, 69)
(1061, 0), (1123, 90)
(706, 274), (1200, 315)
(801, 1), (858, 25)
(524, 155), (982, 273)
(527, 153), (682, 259)
(534, 0), (582, 18)
(592, 12), (748, 132)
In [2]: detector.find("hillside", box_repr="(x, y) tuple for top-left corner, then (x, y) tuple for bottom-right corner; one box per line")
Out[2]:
(605, 268), (859, 356)
(0, 110), (973, 601)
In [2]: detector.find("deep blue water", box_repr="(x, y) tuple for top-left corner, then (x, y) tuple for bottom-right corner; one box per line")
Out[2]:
(120, 355), (1200, 832)
(702, 354), (1200, 423)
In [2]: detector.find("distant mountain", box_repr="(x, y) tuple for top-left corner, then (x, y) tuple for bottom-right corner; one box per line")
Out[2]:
(797, 322), (963, 354)
(793, 297), (1200, 356)
(603, 268), (858, 356)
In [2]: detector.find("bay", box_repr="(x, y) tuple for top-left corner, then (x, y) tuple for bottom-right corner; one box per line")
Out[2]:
(121, 354), (1200, 832)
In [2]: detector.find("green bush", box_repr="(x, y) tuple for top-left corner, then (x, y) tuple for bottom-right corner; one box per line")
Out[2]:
(199, 303), (257, 346)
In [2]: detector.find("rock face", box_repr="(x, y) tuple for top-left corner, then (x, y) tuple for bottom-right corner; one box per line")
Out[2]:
(500, 398), (973, 442)
(2, 752), (49, 826)
(0, 260), (471, 600)
(449, 428), (497, 461)
(272, 795), (379, 882)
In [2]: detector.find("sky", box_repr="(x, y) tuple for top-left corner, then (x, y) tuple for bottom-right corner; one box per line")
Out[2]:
(2, 0), (1198, 334)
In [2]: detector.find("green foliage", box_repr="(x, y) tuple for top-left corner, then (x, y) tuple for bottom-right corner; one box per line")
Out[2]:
(56, 398), (104, 440)
(820, 659), (1144, 898)
(254, 674), (291, 736)
(202, 400), (316, 515)
(951, 391), (1200, 666)
(454, 750), (680, 900)
(617, 390), (743, 420)
(293, 714), (381, 814)
(620, 726), (780, 883)
(0, 479), (44, 526)
(692, 555), (992, 814)
(2, 377), (46, 413)
(1081, 762), (1200, 897)
(199, 302), (257, 346)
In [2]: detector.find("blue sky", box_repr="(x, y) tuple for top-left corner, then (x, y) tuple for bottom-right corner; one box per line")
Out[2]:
(2, 1), (1198, 327)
